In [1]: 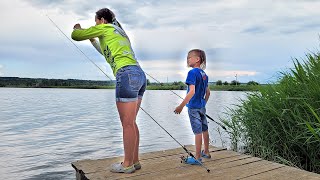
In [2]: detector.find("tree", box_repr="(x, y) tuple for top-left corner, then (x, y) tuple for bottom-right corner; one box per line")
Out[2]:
(147, 79), (150, 86)
(216, 80), (223, 85)
(230, 80), (240, 85)
(247, 81), (259, 85)
(223, 81), (229, 85)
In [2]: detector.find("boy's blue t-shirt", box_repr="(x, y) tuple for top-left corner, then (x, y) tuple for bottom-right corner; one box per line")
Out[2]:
(185, 68), (209, 109)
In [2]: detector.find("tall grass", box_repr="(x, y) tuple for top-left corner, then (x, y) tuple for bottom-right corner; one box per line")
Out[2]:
(222, 52), (320, 173)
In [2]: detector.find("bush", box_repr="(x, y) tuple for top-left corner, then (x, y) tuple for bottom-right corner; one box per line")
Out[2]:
(230, 80), (240, 85)
(223, 52), (320, 173)
(247, 81), (259, 86)
(216, 80), (223, 85)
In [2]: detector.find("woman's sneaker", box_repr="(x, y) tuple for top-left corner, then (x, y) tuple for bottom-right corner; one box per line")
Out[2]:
(134, 161), (141, 170)
(110, 162), (136, 174)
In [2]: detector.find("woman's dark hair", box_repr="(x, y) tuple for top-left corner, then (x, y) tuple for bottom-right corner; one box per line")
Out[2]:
(96, 8), (123, 30)
(96, 8), (115, 23)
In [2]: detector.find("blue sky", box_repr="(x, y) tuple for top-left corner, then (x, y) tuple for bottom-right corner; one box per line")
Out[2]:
(0, 0), (319, 83)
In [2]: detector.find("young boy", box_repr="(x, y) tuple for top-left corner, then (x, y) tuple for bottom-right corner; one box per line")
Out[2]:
(174, 49), (211, 164)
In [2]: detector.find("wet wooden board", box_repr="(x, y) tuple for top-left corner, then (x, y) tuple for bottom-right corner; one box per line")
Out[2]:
(71, 145), (320, 180)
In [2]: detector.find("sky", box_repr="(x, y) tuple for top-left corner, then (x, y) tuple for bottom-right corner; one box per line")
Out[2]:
(0, 0), (319, 83)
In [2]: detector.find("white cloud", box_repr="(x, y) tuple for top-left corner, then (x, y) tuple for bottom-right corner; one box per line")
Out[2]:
(209, 70), (258, 77)
(1, 0), (320, 83)
(139, 59), (188, 82)
(139, 59), (259, 82)
(0, 65), (3, 76)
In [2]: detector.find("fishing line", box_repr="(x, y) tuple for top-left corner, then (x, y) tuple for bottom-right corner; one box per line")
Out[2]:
(146, 72), (231, 146)
(46, 14), (210, 172)
(46, 14), (113, 81)
(47, 13), (226, 132)
(140, 107), (210, 172)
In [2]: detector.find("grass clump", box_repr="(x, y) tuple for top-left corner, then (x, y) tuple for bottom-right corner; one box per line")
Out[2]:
(223, 52), (320, 173)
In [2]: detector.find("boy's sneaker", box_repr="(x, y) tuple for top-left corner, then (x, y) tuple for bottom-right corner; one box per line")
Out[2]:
(201, 150), (211, 159)
(134, 161), (141, 170)
(182, 156), (202, 165)
(110, 162), (136, 174)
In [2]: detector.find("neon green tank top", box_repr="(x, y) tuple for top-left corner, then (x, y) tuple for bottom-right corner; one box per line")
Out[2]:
(71, 24), (138, 75)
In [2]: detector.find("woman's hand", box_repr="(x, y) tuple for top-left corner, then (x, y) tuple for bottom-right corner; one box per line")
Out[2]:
(73, 23), (81, 30)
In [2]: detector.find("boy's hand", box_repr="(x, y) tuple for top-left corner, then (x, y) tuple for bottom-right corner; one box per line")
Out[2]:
(174, 105), (183, 114)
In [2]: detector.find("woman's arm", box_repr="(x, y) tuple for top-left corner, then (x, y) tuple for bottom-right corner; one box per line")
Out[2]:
(71, 25), (105, 41)
(90, 38), (103, 55)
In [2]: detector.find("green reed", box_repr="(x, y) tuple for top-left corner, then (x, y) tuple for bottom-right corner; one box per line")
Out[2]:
(222, 52), (320, 173)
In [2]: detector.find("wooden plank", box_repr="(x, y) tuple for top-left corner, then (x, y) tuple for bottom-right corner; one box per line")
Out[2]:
(72, 145), (225, 170)
(72, 145), (225, 179)
(244, 165), (320, 180)
(121, 159), (280, 180)
(214, 160), (284, 179)
(115, 156), (266, 180)
(72, 145), (320, 180)
(85, 151), (259, 179)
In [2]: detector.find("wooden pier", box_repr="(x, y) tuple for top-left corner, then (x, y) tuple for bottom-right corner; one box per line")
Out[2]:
(72, 145), (320, 180)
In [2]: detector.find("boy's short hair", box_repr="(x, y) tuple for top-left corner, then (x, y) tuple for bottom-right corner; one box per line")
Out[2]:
(188, 49), (206, 70)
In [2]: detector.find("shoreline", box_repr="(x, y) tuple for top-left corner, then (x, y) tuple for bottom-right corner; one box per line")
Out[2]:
(0, 85), (263, 91)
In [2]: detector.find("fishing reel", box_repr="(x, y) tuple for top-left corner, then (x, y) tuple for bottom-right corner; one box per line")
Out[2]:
(180, 155), (187, 163)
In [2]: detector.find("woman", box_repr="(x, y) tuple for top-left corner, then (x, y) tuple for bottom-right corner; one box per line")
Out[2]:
(71, 8), (146, 174)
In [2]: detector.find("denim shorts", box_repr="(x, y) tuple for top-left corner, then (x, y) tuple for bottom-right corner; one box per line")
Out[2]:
(115, 65), (147, 102)
(188, 107), (208, 134)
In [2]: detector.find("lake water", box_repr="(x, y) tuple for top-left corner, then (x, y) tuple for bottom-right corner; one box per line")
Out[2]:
(0, 88), (247, 179)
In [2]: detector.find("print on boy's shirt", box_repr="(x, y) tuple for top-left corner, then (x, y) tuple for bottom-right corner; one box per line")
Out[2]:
(200, 71), (207, 80)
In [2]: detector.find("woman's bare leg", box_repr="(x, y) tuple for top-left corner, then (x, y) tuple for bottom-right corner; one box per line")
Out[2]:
(117, 101), (138, 167)
(133, 98), (142, 163)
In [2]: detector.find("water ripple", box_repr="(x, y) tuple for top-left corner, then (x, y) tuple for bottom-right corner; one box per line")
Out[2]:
(0, 88), (247, 179)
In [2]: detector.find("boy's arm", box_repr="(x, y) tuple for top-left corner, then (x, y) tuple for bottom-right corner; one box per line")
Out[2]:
(174, 85), (195, 114)
(205, 86), (210, 103)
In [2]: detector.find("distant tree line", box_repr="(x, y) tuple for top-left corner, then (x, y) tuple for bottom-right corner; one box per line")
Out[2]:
(215, 80), (259, 86)
(0, 77), (261, 91)
(147, 81), (186, 90)
(0, 77), (115, 88)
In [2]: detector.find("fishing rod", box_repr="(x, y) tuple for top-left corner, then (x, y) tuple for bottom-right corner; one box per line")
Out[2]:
(46, 14), (113, 81)
(47, 13), (226, 132)
(145, 72), (228, 131)
(140, 107), (210, 172)
(46, 14), (210, 172)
